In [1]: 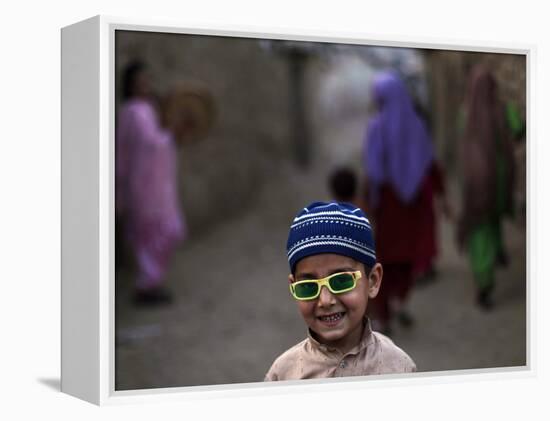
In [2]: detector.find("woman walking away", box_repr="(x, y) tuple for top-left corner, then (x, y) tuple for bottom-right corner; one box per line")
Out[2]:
(457, 65), (516, 310)
(363, 70), (445, 334)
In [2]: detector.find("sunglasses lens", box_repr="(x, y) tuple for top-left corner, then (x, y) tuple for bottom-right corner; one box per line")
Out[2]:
(294, 282), (319, 299)
(329, 273), (355, 292)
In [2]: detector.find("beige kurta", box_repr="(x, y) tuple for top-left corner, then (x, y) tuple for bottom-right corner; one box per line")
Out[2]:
(264, 319), (416, 381)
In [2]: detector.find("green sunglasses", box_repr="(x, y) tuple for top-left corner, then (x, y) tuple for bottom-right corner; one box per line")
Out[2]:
(289, 271), (362, 301)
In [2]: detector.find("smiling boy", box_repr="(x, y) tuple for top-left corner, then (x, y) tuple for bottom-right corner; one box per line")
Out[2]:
(265, 201), (416, 381)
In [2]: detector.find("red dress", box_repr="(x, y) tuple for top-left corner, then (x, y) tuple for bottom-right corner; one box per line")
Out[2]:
(369, 163), (444, 323)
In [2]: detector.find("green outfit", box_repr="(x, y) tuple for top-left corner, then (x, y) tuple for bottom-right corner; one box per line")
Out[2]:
(465, 103), (521, 291)
(466, 177), (505, 291)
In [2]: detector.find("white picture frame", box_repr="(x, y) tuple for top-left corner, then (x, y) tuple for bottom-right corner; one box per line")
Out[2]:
(61, 14), (533, 406)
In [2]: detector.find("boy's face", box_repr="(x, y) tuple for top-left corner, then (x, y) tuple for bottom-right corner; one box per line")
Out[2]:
(290, 253), (382, 353)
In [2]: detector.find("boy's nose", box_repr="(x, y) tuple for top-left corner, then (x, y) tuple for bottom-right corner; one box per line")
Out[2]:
(317, 286), (336, 307)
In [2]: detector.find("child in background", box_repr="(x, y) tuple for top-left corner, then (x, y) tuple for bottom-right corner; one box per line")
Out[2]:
(264, 201), (416, 381)
(328, 167), (368, 214)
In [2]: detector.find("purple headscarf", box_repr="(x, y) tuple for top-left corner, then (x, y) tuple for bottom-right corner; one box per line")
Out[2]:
(363, 71), (434, 207)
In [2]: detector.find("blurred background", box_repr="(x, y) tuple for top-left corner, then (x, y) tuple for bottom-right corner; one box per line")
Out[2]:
(114, 30), (526, 390)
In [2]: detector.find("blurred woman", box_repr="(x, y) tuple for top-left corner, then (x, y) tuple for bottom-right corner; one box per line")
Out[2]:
(116, 61), (186, 305)
(457, 65), (516, 310)
(363, 70), (446, 334)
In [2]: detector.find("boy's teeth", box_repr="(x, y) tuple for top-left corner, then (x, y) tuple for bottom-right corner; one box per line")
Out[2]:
(320, 313), (344, 322)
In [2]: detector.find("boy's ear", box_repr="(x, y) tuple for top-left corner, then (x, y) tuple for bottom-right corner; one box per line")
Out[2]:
(288, 274), (295, 284)
(367, 263), (383, 299)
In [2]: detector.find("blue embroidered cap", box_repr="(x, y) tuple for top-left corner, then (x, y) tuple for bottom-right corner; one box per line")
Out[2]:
(286, 201), (376, 272)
